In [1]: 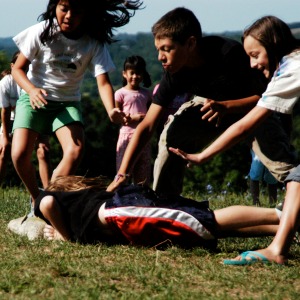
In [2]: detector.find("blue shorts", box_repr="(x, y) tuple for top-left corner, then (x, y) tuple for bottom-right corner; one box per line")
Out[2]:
(249, 150), (277, 184)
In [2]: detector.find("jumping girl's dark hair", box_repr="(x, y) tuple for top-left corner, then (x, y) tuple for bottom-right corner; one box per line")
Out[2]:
(38, 0), (143, 45)
(122, 55), (152, 88)
(151, 7), (202, 45)
(242, 16), (300, 79)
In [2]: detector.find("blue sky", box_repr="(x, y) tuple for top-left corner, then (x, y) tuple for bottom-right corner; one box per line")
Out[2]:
(1, 0), (300, 38)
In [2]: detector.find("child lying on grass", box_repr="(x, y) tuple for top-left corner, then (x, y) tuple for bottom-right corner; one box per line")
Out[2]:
(35, 176), (280, 253)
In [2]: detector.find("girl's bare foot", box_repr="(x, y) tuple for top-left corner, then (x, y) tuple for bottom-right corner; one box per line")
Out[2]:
(43, 224), (65, 241)
(224, 248), (287, 265)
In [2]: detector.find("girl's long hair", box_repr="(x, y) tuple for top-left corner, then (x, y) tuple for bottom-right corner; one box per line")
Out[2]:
(46, 175), (109, 191)
(242, 16), (300, 78)
(122, 55), (152, 87)
(39, 0), (143, 44)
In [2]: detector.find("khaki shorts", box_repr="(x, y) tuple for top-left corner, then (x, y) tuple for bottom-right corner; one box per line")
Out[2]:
(13, 93), (83, 135)
(153, 97), (297, 195)
(285, 165), (300, 183)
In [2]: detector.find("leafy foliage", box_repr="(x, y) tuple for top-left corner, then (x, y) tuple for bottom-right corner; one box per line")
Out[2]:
(0, 51), (10, 75)
(1, 26), (300, 192)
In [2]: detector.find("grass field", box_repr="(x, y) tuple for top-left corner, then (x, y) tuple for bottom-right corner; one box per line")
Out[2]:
(0, 186), (299, 299)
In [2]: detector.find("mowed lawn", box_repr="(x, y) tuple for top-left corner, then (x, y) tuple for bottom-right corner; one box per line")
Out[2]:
(0, 186), (299, 300)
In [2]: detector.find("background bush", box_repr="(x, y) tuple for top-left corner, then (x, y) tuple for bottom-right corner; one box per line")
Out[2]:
(1, 26), (300, 193)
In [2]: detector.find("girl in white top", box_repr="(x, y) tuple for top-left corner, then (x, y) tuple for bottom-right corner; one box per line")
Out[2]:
(0, 52), (52, 188)
(0, 51), (20, 182)
(11, 0), (142, 207)
(170, 16), (300, 265)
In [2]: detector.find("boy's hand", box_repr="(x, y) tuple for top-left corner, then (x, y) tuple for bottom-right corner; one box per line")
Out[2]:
(201, 99), (226, 127)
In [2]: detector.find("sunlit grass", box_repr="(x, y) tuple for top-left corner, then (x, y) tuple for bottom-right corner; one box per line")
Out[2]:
(0, 186), (299, 299)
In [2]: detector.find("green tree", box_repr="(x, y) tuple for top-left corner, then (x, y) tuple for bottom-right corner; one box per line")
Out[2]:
(0, 51), (10, 75)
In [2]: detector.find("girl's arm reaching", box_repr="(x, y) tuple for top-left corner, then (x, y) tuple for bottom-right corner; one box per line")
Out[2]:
(200, 95), (260, 127)
(96, 73), (127, 125)
(169, 105), (272, 166)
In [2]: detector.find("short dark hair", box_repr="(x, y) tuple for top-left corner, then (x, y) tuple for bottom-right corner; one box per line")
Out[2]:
(151, 7), (202, 45)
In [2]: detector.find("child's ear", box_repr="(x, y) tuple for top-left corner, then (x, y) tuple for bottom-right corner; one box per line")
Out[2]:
(186, 36), (197, 51)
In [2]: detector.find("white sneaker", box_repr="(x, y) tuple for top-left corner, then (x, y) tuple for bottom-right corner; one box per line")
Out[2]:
(8, 215), (46, 240)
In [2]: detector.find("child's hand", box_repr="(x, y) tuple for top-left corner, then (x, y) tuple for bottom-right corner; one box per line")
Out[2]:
(169, 147), (202, 167)
(28, 88), (48, 109)
(106, 173), (130, 192)
(0, 135), (11, 150)
(109, 108), (126, 124)
(123, 114), (131, 125)
(201, 99), (226, 127)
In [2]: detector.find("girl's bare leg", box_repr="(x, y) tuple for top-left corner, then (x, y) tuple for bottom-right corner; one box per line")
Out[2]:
(39, 195), (71, 241)
(52, 123), (84, 180)
(257, 181), (300, 263)
(36, 135), (52, 189)
(0, 140), (10, 183)
(224, 181), (300, 264)
(11, 128), (40, 203)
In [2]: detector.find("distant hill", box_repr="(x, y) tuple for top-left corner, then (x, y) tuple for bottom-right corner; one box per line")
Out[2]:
(1, 22), (300, 87)
(1, 21), (300, 57)
(289, 22), (300, 29)
(0, 37), (16, 56)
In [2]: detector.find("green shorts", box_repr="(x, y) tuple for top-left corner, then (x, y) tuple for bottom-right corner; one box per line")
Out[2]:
(13, 93), (83, 135)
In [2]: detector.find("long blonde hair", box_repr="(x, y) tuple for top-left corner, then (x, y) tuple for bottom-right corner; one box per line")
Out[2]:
(46, 175), (109, 192)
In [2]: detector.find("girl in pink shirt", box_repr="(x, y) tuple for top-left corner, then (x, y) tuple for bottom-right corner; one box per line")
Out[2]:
(115, 56), (152, 185)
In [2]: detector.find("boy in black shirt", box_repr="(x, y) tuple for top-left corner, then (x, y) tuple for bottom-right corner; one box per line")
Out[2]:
(107, 7), (295, 196)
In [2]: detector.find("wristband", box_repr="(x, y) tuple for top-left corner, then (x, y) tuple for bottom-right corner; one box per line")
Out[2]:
(114, 173), (130, 182)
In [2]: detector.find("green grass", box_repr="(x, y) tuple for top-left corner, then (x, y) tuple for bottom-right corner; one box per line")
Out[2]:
(0, 187), (299, 299)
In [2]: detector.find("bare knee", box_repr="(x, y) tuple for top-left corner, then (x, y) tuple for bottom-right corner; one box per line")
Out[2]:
(39, 195), (56, 216)
(63, 144), (84, 161)
(11, 147), (29, 166)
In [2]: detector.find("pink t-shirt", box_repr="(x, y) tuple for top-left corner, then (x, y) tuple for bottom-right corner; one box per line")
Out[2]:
(115, 87), (152, 133)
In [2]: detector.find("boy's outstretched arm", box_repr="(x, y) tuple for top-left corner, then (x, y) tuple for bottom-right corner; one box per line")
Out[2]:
(169, 106), (271, 166)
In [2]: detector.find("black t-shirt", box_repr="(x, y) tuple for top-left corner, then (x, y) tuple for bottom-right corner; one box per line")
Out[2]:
(153, 36), (267, 107)
(35, 189), (120, 244)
